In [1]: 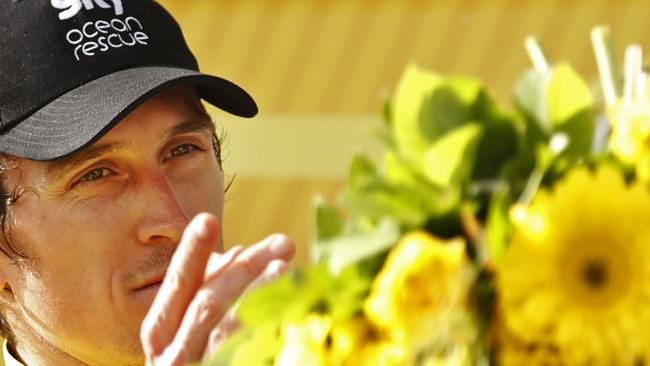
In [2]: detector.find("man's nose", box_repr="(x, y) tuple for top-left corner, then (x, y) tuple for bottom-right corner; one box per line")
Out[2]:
(135, 170), (190, 245)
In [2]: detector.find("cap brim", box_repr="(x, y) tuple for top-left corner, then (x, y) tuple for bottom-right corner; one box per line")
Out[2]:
(0, 66), (258, 161)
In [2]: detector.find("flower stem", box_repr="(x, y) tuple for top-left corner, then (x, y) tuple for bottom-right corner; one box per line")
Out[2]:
(518, 165), (545, 206)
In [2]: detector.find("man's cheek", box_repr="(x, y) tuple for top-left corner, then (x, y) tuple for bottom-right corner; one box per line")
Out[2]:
(174, 179), (224, 217)
(20, 270), (83, 332)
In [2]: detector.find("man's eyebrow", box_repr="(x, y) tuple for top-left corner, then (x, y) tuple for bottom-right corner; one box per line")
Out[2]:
(164, 113), (215, 139)
(45, 141), (131, 182)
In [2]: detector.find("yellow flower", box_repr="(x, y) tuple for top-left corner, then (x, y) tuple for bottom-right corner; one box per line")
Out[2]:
(228, 322), (283, 366)
(608, 104), (650, 181)
(498, 165), (650, 365)
(275, 315), (377, 366)
(364, 231), (469, 350)
(328, 317), (372, 366)
(495, 319), (563, 366)
(357, 339), (411, 366)
(420, 346), (472, 366)
(275, 314), (332, 366)
(498, 339), (563, 365)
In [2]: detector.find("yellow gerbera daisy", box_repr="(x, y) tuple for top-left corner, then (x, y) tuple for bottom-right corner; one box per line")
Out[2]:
(364, 231), (469, 351)
(497, 165), (650, 365)
(495, 319), (563, 366)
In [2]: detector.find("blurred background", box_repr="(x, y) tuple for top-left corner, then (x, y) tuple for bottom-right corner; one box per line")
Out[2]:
(158, 0), (650, 264)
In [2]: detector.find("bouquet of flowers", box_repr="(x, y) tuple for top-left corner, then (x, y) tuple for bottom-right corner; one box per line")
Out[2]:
(210, 26), (650, 366)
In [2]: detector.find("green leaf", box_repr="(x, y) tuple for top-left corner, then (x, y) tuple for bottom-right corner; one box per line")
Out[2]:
(485, 188), (512, 265)
(344, 186), (426, 227)
(498, 151), (536, 199)
(348, 154), (378, 190)
(314, 198), (344, 241)
(206, 324), (280, 366)
(315, 219), (400, 274)
(546, 63), (593, 128)
(513, 69), (551, 132)
(326, 264), (374, 320)
(514, 64), (596, 164)
(391, 66), (485, 165)
(237, 272), (304, 327)
(423, 85), (474, 136)
(391, 65), (443, 164)
(472, 117), (520, 181)
(384, 150), (440, 190)
(344, 152), (458, 227)
(447, 75), (485, 107)
(237, 265), (371, 328)
(422, 123), (484, 188)
(382, 93), (393, 127)
(202, 327), (251, 366)
(344, 172), (460, 229)
(211, 265), (371, 364)
(554, 109), (595, 158)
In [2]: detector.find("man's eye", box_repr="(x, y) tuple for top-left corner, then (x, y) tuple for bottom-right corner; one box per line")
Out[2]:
(168, 144), (200, 158)
(78, 168), (112, 183)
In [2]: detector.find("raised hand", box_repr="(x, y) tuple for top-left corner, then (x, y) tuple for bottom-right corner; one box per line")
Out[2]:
(140, 213), (295, 365)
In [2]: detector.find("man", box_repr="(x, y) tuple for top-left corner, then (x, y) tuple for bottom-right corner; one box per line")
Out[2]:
(0, 1), (295, 365)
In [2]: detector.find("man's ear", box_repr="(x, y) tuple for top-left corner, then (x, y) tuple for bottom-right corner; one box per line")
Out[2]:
(0, 257), (17, 309)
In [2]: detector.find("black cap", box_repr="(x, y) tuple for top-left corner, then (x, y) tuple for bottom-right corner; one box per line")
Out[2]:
(0, 0), (258, 161)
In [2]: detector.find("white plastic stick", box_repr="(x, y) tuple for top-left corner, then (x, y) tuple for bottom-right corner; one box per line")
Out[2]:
(591, 26), (621, 107)
(637, 72), (647, 102)
(623, 44), (643, 105)
(525, 36), (550, 73)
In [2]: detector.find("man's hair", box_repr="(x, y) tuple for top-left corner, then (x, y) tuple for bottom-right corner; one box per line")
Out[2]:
(0, 119), (226, 345)
(0, 157), (23, 260)
(0, 154), (27, 345)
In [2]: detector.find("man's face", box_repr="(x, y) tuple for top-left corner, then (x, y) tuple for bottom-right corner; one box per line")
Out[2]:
(0, 86), (225, 365)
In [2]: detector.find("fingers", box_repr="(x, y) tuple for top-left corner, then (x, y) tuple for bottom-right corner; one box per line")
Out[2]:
(247, 259), (289, 292)
(201, 259), (290, 360)
(141, 213), (222, 358)
(216, 258), (290, 337)
(140, 226), (296, 366)
(203, 246), (245, 283)
(165, 235), (295, 364)
(205, 234), (294, 283)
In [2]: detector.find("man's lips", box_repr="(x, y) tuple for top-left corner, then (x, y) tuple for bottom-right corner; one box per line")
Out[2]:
(133, 276), (165, 292)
